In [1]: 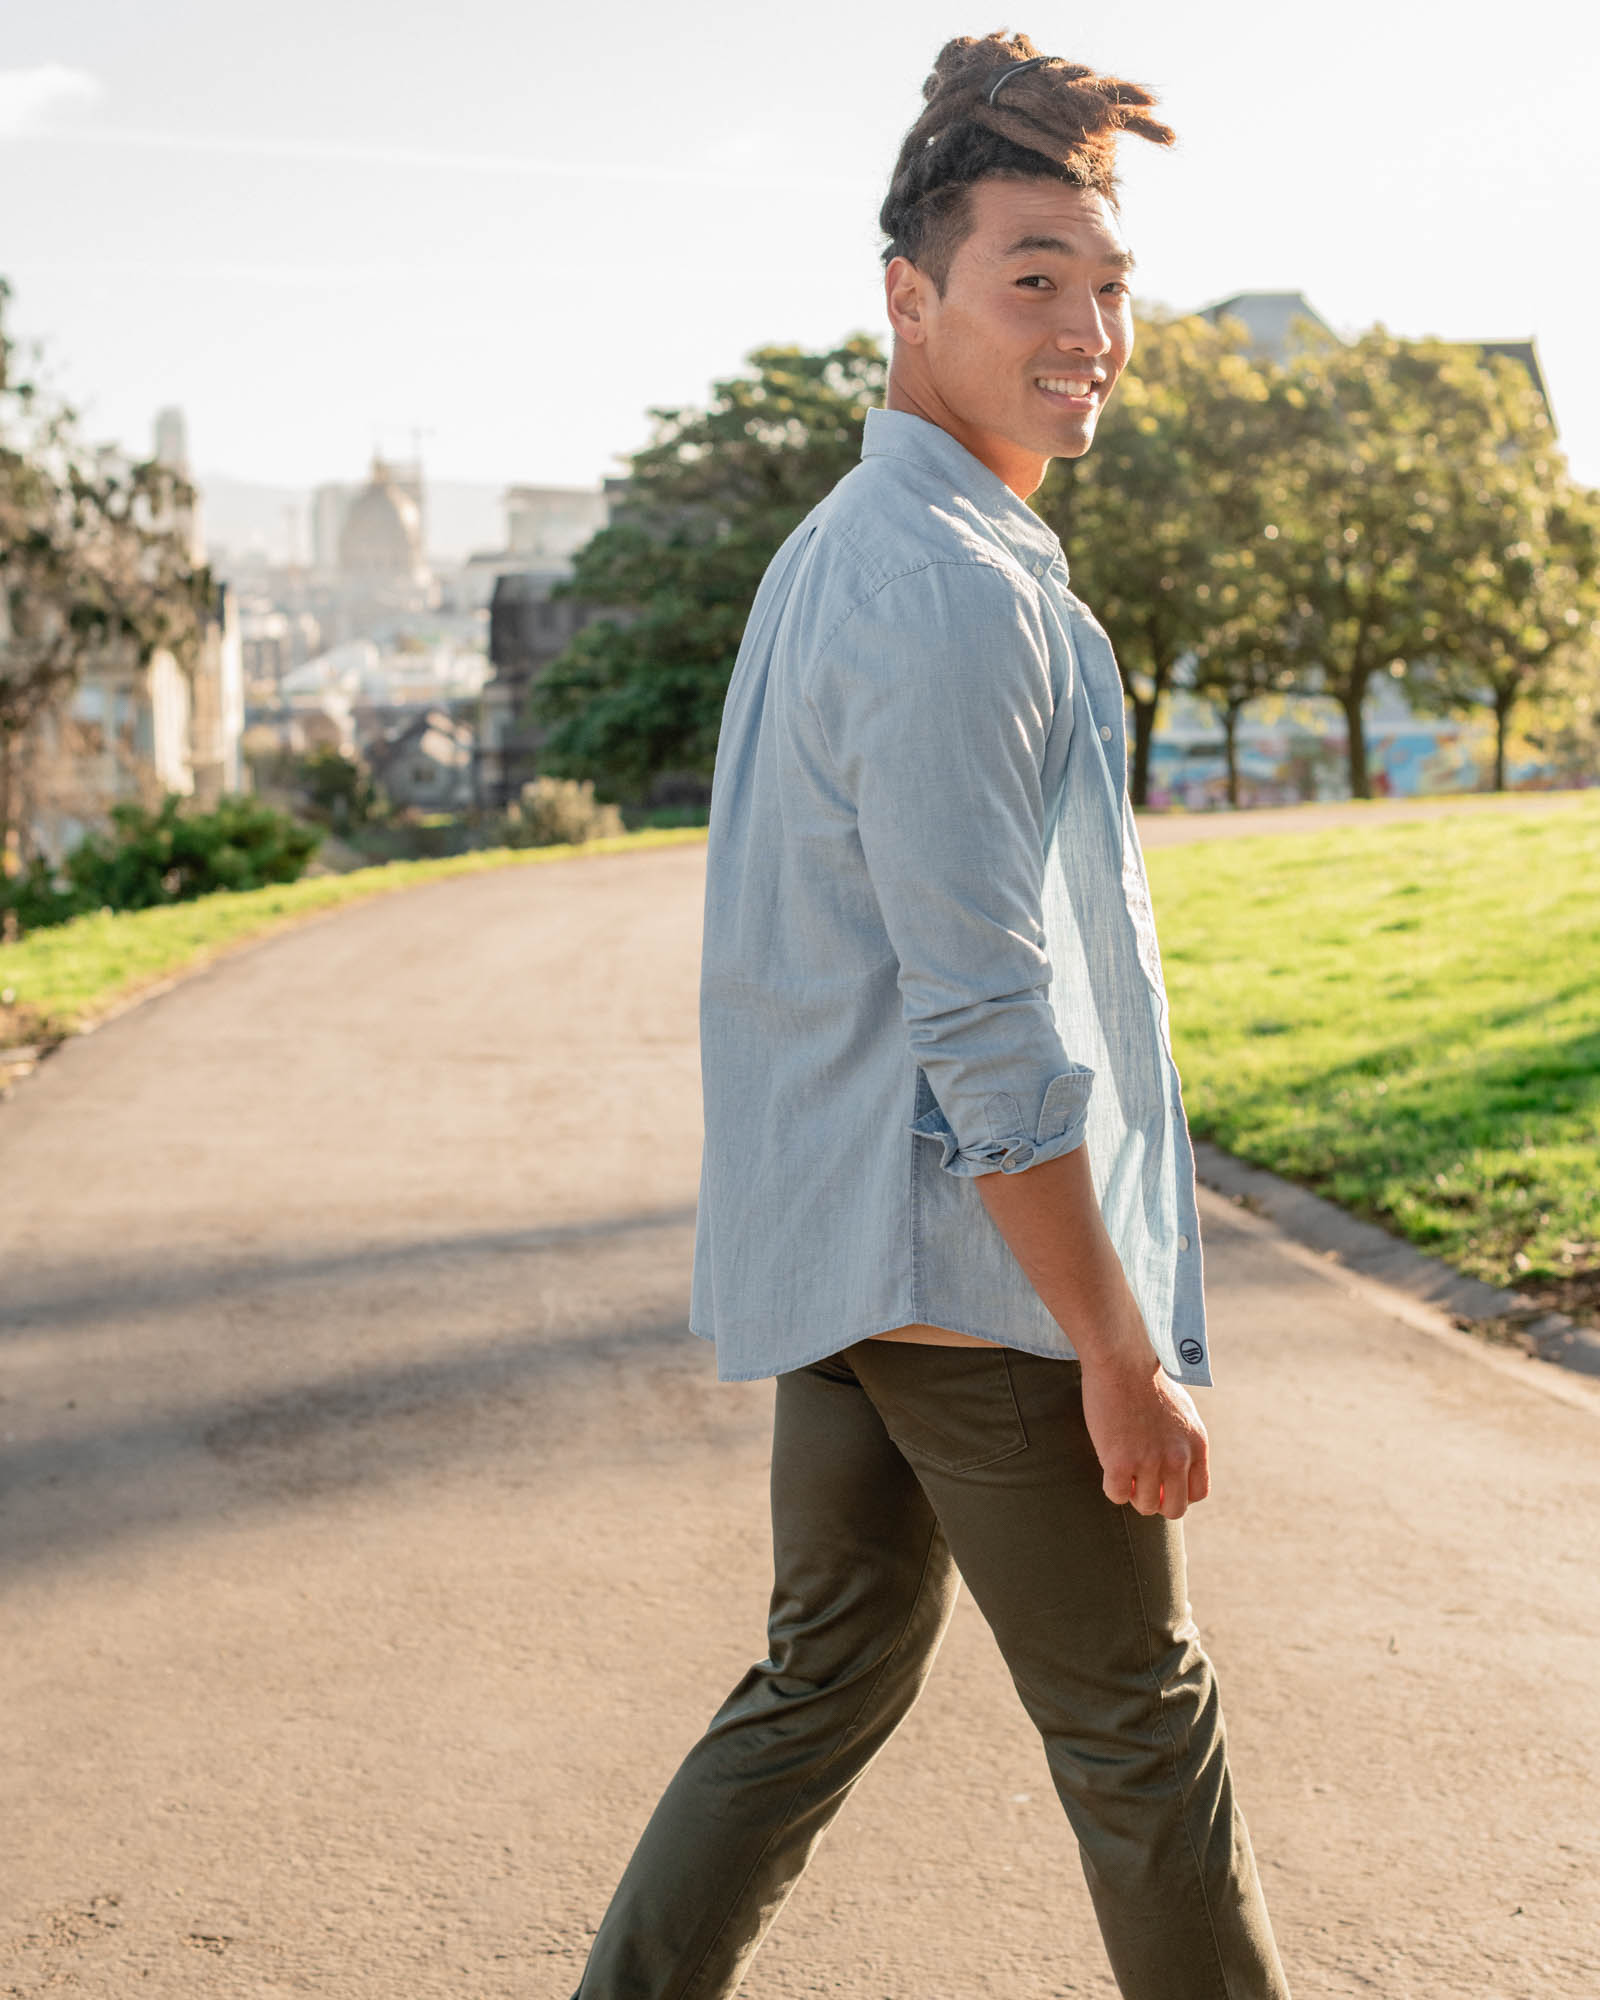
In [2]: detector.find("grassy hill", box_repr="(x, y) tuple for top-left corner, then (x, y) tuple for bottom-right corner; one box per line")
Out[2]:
(1148, 798), (1600, 1319)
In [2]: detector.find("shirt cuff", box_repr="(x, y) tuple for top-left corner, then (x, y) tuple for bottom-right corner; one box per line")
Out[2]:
(909, 1066), (1095, 1178)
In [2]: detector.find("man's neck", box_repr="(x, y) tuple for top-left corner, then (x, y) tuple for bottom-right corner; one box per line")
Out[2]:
(884, 368), (1048, 501)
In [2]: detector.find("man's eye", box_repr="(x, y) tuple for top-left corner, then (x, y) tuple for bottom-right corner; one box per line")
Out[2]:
(1016, 274), (1052, 290)
(1100, 280), (1131, 296)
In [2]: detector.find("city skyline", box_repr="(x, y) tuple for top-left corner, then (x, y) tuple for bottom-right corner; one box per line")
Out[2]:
(3, 0), (1597, 496)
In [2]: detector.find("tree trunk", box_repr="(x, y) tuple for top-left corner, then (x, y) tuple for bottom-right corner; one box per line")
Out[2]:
(1223, 701), (1241, 809)
(1493, 687), (1513, 793)
(1130, 694), (1158, 808)
(14, 727), (36, 866)
(0, 730), (12, 876)
(1340, 680), (1372, 799)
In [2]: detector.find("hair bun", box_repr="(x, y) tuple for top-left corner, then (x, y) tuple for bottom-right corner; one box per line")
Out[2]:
(881, 32), (1173, 289)
(921, 30), (1045, 104)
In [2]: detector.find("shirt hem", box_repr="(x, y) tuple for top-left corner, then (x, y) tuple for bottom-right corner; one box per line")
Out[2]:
(688, 1312), (1216, 1392)
(687, 1313), (1213, 1389)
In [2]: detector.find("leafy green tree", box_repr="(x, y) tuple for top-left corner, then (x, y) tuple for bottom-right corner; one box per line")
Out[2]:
(1175, 353), (1309, 808)
(1034, 312), (1277, 806)
(0, 280), (213, 859)
(531, 337), (886, 800)
(1247, 329), (1573, 798)
(1407, 402), (1599, 791)
(1516, 577), (1600, 786)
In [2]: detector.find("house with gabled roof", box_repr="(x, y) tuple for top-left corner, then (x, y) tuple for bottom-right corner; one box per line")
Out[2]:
(1195, 291), (1555, 427)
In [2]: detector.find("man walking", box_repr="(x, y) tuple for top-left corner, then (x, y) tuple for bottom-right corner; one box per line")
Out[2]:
(570, 31), (1290, 1999)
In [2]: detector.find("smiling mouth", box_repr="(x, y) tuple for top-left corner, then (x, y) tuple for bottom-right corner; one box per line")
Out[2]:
(1034, 375), (1103, 410)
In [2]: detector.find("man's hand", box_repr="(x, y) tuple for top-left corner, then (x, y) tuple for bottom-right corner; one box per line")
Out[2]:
(1080, 1349), (1210, 1519)
(974, 1141), (1212, 1518)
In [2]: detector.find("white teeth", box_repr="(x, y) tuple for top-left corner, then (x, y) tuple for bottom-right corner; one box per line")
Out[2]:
(1037, 377), (1095, 396)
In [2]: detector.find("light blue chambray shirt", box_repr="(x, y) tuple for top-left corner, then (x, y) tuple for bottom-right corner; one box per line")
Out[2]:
(688, 406), (1210, 1388)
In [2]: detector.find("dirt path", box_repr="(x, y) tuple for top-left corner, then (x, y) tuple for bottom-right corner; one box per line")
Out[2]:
(1133, 787), (1595, 847)
(2, 841), (1597, 1998)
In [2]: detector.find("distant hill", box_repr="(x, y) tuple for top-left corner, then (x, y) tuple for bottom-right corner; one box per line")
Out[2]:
(198, 473), (511, 566)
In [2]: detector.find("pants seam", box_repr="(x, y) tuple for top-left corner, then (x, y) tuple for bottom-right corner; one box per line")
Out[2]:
(672, 1512), (947, 2000)
(1118, 1504), (1234, 2000)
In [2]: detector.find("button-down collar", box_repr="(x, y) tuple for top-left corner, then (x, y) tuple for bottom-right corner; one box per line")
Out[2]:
(860, 406), (1068, 584)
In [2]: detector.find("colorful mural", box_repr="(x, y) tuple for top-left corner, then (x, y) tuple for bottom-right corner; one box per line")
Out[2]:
(1144, 694), (1585, 810)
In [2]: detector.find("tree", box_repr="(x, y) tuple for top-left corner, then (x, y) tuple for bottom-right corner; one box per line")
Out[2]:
(1185, 627), (1299, 811)
(1406, 377), (1599, 791)
(1179, 360), (1308, 809)
(531, 337), (886, 800)
(1033, 312), (1278, 806)
(0, 279), (212, 861)
(1246, 328), (1573, 799)
(1518, 613), (1600, 786)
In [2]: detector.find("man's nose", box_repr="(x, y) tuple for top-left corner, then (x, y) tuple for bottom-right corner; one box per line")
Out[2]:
(1055, 304), (1113, 356)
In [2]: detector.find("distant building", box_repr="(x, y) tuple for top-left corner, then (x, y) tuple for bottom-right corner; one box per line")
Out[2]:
(477, 568), (604, 806)
(22, 588), (245, 858)
(504, 485), (609, 562)
(239, 606), (322, 694)
(310, 483), (354, 572)
(1196, 290), (1336, 361)
(19, 409), (244, 861)
(292, 454), (438, 648)
(189, 583), (246, 805)
(1474, 339), (1554, 423)
(226, 467), (605, 815)
(457, 482), (607, 612)
(368, 707), (476, 812)
(338, 457), (430, 589)
(1196, 290), (1555, 425)
(153, 404), (192, 484)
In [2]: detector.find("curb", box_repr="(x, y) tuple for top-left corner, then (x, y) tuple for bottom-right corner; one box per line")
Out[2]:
(1191, 1141), (1600, 1383)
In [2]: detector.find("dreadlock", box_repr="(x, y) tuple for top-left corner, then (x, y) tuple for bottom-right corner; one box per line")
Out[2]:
(880, 31), (1174, 294)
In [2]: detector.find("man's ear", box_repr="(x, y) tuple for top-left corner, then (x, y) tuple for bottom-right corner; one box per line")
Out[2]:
(884, 255), (929, 346)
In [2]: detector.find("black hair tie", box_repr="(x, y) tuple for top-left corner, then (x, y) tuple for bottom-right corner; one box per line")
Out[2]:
(986, 55), (1049, 105)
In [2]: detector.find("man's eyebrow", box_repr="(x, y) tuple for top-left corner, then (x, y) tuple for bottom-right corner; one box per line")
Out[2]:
(1000, 233), (1136, 270)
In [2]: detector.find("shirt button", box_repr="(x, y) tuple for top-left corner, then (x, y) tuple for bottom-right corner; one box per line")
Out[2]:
(1099, 724), (1112, 741)
(1178, 1233), (1191, 1251)
(1008, 1145), (1035, 1169)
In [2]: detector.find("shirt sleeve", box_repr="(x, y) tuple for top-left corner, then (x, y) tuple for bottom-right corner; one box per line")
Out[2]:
(806, 558), (1094, 1177)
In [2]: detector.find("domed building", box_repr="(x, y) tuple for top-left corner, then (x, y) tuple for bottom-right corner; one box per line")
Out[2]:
(338, 457), (428, 587)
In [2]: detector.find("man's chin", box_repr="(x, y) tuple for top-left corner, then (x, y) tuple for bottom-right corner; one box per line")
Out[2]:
(1046, 413), (1099, 461)
(1006, 406), (1098, 463)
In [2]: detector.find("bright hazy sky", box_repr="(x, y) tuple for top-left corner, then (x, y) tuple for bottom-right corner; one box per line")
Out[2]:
(5, 0), (1598, 496)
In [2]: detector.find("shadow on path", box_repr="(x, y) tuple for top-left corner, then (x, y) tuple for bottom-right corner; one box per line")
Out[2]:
(0, 1305), (757, 1580)
(1, 1204), (701, 1342)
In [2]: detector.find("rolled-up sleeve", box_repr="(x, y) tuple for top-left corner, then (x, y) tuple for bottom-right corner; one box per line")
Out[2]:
(806, 558), (1093, 1177)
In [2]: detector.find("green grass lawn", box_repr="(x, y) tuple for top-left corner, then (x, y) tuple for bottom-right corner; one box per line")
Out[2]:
(1147, 798), (1600, 1307)
(0, 826), (709, 1049)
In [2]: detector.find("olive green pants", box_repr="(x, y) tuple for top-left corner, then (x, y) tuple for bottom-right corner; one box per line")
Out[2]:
(571, 1340), (1290, 1999)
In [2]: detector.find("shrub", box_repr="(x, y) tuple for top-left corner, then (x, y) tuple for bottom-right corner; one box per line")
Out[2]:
(0, 793), (321, 936)
(295, 746), (384, 830)
(509, 776), (625, 846)
(0, 859), (81, 936)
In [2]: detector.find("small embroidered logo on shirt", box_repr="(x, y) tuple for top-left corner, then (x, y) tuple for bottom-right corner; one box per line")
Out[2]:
(1179, 1339), (1205, 1366)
